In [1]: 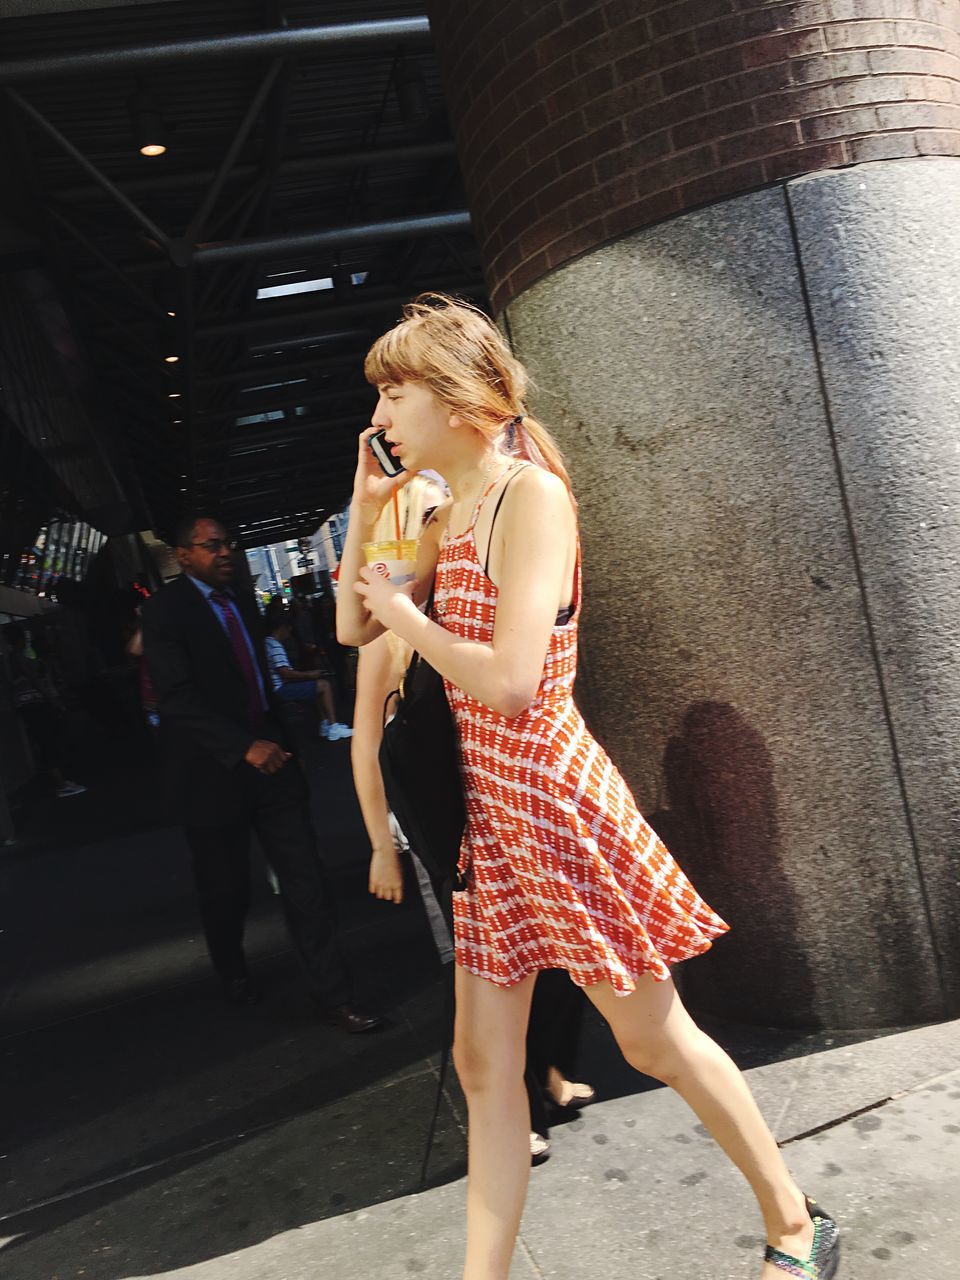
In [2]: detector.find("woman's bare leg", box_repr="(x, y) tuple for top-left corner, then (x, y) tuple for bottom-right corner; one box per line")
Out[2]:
(585, 974), (813, 1277)
(454, 966), (537, 1280)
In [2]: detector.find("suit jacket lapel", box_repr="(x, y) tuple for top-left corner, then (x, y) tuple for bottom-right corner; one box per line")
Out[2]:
(174, 574), (242, 673)
(173, 574), (270, 694)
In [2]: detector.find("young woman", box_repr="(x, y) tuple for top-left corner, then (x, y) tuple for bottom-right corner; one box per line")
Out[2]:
(337, 295), (839, 1280)
(350, 473), (455, 954)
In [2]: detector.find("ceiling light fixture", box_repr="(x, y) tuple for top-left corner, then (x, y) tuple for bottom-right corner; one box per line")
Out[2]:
(394, 57), (429, 128)
(129, 86), (167, 158)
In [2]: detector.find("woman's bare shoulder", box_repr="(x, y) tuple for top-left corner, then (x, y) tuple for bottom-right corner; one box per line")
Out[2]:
(508, 465), (574, 522)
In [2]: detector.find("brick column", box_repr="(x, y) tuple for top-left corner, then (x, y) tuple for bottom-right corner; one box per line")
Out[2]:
(429, 0), (960, 310)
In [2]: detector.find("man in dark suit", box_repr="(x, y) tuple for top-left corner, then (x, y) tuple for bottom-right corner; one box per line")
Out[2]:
(142, 516), (379, 1033)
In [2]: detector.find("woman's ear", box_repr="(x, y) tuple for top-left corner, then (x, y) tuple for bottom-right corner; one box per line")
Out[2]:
(448, 411), (465, 431)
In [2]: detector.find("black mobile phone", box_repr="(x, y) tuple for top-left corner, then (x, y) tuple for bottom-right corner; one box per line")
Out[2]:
(369, 429), (405, 477)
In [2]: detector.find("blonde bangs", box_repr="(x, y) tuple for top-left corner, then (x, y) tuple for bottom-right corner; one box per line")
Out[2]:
(363, 319), (430, 388)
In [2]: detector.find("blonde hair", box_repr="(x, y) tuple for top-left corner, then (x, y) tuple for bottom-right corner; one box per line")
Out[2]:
(370, 472), (445, 542)
(364, 293), (572, 496)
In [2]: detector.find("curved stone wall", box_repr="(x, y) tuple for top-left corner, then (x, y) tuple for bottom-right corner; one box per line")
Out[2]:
(502, 157), (960, 1029)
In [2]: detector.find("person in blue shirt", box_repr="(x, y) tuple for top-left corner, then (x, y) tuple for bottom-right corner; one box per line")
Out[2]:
(263, 604), (352, 741)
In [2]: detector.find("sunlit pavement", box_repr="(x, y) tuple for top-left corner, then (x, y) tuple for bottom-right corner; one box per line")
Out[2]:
(2, 728), (957, 1279)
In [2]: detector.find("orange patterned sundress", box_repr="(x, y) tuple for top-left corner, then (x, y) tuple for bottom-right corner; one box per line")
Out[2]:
(434, 465), (729, 994)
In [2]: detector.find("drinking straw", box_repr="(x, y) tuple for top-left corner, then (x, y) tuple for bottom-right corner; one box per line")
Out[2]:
(391, 487), (401, 541)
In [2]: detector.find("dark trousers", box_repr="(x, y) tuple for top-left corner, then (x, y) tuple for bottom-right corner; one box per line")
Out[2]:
(183, 760), (349, 1005)
(525, 969), (586, 1138)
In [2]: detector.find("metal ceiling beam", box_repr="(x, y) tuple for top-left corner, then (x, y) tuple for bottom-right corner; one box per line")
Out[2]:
(47, 205), (167, 320)
(213, 490), (346, 508)
(201, 413), (362, 454)
(198, 352), (365, 390)
(4, 88), (170, 247)
(247, 327), (372, 357)
(185, 58), (284, 245)
(215, 462), (355, 490)
(196, 390), (367, 424)
(55, 140), (458, 203)
(194, 209), (471, 267)
(213, 453), (356, 477)
(234, 511), (325, 529)
(0, 19), (433, 83)
(197, 277), (485, 340)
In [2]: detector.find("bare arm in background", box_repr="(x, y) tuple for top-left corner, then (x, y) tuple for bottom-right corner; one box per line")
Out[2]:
(351, 633), (408, 903)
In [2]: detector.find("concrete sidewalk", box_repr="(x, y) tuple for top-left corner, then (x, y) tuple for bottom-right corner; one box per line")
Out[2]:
(5, 1018), (958, 1279)
(2, 730), (957, 1279)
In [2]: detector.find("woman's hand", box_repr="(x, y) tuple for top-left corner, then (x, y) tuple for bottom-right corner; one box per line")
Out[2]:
(369, 844), (404, 904)
(352, 425), (411, 518)
(353, 565), (417, 631)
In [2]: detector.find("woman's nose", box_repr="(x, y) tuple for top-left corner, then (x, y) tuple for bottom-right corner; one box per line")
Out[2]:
(371, 396), (390, 428)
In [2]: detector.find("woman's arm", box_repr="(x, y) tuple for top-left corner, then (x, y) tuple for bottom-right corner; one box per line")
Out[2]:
(354, 468), (576, 718)
(351, 634), (407, 902)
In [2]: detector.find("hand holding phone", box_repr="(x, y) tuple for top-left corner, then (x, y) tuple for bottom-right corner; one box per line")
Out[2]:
(369, 429), (405, 477)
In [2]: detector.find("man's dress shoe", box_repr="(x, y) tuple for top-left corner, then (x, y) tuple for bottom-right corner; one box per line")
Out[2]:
(222, 978), (262, 1007)
(316, 1002), (383, 1033)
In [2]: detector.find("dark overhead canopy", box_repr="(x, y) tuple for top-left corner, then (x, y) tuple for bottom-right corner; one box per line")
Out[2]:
(0, 0), (484, 548)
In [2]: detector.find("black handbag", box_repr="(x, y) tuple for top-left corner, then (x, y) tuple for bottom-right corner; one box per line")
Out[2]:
(378, 627), (468, 891)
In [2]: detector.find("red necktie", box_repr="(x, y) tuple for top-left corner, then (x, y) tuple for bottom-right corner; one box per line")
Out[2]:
(210, 591), (264, 730)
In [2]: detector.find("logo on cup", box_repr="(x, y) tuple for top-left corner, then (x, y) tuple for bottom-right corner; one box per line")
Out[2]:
(372, 561), (390, 579)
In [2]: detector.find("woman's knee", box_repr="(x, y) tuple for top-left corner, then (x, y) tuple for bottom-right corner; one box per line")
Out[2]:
(615, 1025), (710, 1086)
(614, 1031), (668, 1080)
(453, 1030), (522, 1098)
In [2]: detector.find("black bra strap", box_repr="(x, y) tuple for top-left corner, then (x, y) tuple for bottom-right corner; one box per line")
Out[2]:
(483, 465), (528, 576)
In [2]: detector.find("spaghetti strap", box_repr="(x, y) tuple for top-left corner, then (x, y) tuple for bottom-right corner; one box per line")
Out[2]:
(483, 464), (530, 575)
(464, 460), (529, 535)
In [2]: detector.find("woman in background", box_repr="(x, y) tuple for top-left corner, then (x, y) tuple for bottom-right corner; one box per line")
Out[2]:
(350, 474), (453, 956)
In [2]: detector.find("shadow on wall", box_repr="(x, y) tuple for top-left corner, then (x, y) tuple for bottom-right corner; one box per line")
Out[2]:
(649, 700), (819, 1030)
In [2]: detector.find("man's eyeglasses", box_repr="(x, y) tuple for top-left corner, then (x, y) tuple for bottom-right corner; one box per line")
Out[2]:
(189, 538), (237, 554)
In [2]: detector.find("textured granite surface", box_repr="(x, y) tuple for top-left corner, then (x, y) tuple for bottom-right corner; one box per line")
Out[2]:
(503, 162), (960, 1028)
(787, 158), (960, 1013)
